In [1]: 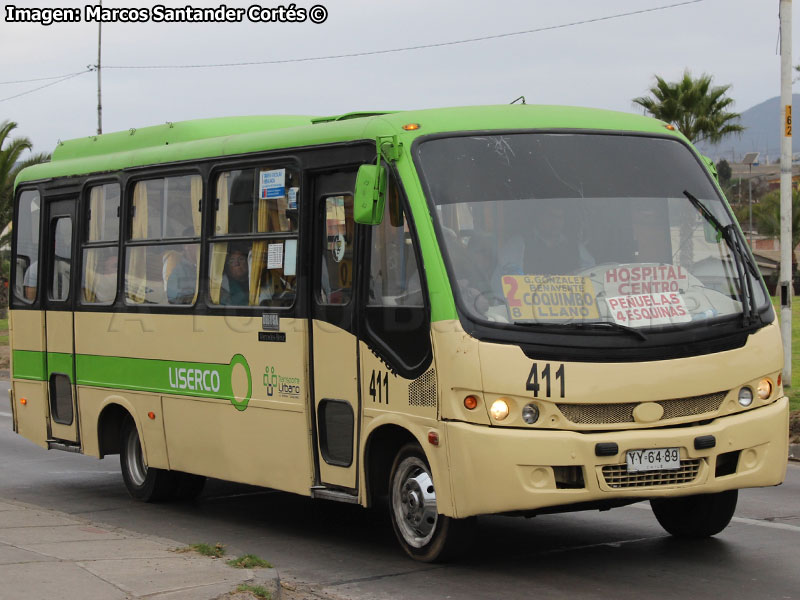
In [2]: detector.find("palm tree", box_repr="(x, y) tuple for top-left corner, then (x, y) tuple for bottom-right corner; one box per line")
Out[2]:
(0, 120), (50, 237)
(633, 71), (744, 145)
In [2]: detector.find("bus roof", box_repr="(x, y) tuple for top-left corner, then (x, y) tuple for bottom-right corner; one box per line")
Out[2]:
(15, 105), (681, 187)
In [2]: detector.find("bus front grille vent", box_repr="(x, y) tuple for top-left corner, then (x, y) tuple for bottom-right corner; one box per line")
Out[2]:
(409, 369), (437, 408)
(557, 391), (727, 425)
(602, 459), (701, 488)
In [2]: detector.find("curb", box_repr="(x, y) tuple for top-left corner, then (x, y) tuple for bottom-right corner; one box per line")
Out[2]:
(790, 443), (800, 462)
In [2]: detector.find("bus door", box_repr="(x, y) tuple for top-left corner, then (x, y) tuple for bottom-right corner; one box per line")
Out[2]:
(43, 197), (79, 444)
(310, 172), (360, 494)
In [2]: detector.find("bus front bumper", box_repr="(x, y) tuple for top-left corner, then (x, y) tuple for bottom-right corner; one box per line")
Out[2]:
(444, 397), (789, 518)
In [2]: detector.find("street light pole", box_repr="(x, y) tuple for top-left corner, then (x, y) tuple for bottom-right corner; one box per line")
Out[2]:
(779, 0), (792, 385)
(96, 0), (102, 135)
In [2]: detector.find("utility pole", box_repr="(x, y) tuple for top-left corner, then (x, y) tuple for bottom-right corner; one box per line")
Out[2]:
(96, 0), (102, 135)
(780, 0), (792, 385)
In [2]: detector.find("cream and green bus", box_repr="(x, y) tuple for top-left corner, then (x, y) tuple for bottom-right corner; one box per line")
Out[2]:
(9, 106), (788, 561)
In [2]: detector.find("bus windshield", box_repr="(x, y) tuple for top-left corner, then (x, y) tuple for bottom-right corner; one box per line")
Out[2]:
(416, 133), (768, 330)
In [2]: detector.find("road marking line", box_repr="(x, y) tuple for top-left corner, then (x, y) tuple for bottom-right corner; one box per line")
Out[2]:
(630, 503), (800, 532)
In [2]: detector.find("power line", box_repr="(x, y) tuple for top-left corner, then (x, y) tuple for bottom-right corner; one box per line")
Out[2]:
(104, 0), (705, 71)
(0, 71), (92, 86)
(0, 70), (92, 104)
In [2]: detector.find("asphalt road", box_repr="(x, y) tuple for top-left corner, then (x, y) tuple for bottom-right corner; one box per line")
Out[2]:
(1, 389), (798, 600)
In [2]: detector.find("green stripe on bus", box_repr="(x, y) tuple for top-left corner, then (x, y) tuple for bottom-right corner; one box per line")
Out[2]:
(47, 352), (74, 382)
(12, 350), (47, 381)
(12, 351), (253, 411)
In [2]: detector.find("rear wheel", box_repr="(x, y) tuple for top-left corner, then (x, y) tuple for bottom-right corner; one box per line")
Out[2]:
(120, 416), (175, 502)
(651, 490), (738, 538)
(389, 443), (474, 562)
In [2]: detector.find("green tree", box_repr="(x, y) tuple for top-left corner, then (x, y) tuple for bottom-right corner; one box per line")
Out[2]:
(752, 188), (800, 251)
(633, 71), (745, 144)
(716, 159), (732, 186)
(0, 120), (50, 237)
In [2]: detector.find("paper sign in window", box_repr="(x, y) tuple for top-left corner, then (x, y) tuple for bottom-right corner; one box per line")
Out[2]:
(267, 242), (284, 269)
(501, 274), (599, 321)
(260, 169), (286, 199)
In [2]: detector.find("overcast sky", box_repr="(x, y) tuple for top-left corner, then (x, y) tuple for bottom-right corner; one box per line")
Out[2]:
(0, 0), (796, 156)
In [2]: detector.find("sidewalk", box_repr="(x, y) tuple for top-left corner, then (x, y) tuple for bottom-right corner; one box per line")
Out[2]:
(0, 498), (279, 600)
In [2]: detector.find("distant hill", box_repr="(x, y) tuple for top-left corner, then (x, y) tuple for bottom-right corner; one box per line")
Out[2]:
(695, 94), (800, 163)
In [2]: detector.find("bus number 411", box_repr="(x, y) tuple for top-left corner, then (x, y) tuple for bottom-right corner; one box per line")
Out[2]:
(526, 363), (566, 398)
(369, 370), (390, 404)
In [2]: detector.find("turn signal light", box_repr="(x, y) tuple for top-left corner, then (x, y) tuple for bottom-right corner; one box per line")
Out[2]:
(464, 395), (479, 410)
(778, 373), (783, 387)
(20, 398), (27, 406)
(428, 431), (439, 446)
(147, 412), (156, 420)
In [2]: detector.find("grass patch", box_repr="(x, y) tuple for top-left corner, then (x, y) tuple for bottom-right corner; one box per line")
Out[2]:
(175, 542), (226, 558)
(226, 554), (273, 569)
(771, 297), (800, 412)
(235, 583), (272, 599)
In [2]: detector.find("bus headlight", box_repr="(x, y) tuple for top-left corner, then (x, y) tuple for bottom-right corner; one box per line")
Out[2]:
(757, 379), (773, 400)
(738, 387), (754, 407)
(522, 403), (539, 424)
(490, 399), (510, 421)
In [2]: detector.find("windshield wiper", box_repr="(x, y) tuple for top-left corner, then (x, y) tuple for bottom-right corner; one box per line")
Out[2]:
(683, 190), (758, 327)
(563, 320), (648, 341)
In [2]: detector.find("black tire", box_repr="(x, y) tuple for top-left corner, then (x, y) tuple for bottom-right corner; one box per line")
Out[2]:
(651, 490), (738, 538)
(172, 472), (206, 501)
(388, 443), (475, 562)
(119, 416), (176, 502)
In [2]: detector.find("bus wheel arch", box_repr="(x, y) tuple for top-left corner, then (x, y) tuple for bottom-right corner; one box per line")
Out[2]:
(97, 402), (133, 458)
(364, 424), (417, 507)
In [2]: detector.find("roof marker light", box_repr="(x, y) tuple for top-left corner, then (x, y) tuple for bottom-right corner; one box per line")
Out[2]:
(402, 123), (421, 131)
(665, 124), (676, 131)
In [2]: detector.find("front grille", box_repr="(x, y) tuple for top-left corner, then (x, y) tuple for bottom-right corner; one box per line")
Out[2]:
(601, 459), (701, 488)
(557, 391), (727, 425)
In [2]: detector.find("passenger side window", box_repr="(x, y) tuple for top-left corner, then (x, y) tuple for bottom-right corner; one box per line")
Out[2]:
(14, 190), (40, 304)
(125, 175), (202, 305)
(361, 173), (431, 378)
(82, 183), (120, 305)
(208, 167), (299, 307)
(368, 179), (423, 307)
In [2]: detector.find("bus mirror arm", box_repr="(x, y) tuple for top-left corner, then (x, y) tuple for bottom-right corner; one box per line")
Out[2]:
(355, 136), (402, 225)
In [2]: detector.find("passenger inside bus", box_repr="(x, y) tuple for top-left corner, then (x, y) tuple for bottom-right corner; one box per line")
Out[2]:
(491, 200), (595, 297)
(166, 228), (199, 304)
(219, 245), (249, 305)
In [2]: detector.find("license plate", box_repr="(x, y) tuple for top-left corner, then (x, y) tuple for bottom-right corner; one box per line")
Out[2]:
(625, 447), (680, 473)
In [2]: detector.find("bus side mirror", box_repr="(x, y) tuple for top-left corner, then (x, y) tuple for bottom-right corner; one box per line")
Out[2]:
(354, 164), (386, 225)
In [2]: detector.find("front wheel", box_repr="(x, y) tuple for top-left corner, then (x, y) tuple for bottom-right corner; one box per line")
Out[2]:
(120, 416), (175, 502)
(651, 490), (738, 538)
(389, 443), (474, 562)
